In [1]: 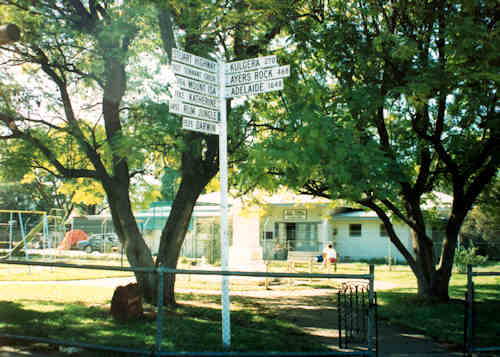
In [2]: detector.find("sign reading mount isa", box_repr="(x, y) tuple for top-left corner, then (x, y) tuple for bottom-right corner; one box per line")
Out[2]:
(170, 48), (290, 134)
(171, 48), (220, 135)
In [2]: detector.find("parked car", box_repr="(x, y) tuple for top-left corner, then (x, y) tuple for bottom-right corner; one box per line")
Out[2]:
(77, 233), (121, 253)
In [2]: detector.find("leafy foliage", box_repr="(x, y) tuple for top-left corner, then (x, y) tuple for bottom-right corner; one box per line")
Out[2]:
(236, 0), (500, 301)
(454, 247), (488, 273)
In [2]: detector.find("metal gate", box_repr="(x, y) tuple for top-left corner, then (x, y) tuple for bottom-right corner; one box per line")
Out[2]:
(337, 278), (378, 356)
(464, 265), (500, 356)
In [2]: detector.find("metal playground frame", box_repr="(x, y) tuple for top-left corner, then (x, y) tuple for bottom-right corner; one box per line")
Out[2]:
(0, 209), (64, 260)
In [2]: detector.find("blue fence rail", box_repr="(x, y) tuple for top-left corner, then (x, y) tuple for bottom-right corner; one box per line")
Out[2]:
(0, 260), (376, 356)
(464, 265), (500, 357)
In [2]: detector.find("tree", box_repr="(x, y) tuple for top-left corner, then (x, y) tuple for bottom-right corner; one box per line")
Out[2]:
(0, 0), (160, 300)
(0, 0), (292, 305)
(153, 0), (293, 304)
(237, 0), (499, 301)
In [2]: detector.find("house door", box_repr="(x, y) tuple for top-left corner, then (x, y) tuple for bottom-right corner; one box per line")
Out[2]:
(286, 223), (296, 250)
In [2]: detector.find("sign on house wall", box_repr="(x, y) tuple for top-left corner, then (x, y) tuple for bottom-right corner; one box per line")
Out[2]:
(283, 209), (307, 220)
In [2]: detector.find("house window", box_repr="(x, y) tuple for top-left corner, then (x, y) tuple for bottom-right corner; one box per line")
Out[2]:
(264, 231), (274, 240)
(349, 224), (362, 237)
(380, 224), (388, 237)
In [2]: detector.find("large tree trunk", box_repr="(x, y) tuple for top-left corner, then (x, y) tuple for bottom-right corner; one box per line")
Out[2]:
(410, 211), (463, 302)
(105, 181), (156, 302)
(155, 132), (219, 306)
(155, 171), (215, 305)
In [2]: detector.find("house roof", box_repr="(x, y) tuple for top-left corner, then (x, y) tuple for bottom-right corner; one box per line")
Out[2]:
(332, 210), (380, 221)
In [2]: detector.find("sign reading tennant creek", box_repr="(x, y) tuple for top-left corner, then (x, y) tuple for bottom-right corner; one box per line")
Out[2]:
(170, 48), (289, 135)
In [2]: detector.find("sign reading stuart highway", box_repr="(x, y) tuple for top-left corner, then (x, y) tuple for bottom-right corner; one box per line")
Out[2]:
(172, 48), (218, 73)
(170, 48), (290, 134)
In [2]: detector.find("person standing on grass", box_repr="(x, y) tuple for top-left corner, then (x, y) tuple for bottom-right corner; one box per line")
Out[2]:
(322, 244), (337, 269)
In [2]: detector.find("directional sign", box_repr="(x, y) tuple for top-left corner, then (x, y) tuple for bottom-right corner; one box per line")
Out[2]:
(170, 101), (220, 122)
(172, 62), (218, 85)
(225, 55), (277, 74)
(172, 48), (218, 74)
(175, 75), (219, 97)
(182, 117), (219, 135)
(172, 88), (219, 110)
(225, 65), (290, 86)
(225, 78), (284, 98)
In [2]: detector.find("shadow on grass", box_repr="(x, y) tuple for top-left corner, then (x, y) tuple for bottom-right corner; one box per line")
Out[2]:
(376, 289), (500, 347)
(0, 296), (333, 354)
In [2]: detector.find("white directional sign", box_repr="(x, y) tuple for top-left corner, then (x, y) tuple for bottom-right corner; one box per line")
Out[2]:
(167, 48), (290, 349)
(225, 55), (277, 74)
(182, 117), (219, 135)
(173, 88), (219, 110)
(225, 78), (284, 98)
(225, 65), (290, 86)
(176, 76), (219, 97)
(172, 62), (218, 85)
(172, 48), (218, 74)
(170, 101), (220, 122)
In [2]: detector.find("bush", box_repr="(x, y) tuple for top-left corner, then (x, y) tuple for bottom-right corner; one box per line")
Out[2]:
(454, 247), (488, 273)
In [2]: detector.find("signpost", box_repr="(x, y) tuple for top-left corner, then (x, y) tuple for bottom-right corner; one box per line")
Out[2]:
(169, 48), (290, 348)
(225, 65), (290, 86)
(225, 78), (284, 98)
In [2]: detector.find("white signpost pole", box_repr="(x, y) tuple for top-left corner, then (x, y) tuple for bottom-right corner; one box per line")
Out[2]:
(171, 48), (289, 350)
(219, 59), (231, 349)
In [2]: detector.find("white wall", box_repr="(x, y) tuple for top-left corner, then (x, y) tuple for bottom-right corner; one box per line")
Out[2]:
(335, 220), (413, 262)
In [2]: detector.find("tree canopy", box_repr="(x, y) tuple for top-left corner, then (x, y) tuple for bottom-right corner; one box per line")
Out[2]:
(236, 0), (499, 301)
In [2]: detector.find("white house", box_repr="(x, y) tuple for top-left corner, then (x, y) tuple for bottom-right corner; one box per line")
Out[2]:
(72, 191), (424, 267)
(332, 209), (411, 263)
(133, 192), (417, 267)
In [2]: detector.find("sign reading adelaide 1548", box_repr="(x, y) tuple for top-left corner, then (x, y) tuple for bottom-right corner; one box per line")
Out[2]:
(224, 55), (289, 99)
(170, 48), (290, 135)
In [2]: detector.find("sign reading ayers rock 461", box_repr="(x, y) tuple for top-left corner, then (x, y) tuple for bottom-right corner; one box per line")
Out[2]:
(170, 48), (290, 135)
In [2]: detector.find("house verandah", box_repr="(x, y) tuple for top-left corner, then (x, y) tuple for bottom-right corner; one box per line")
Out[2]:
(131, 192), (416, 268)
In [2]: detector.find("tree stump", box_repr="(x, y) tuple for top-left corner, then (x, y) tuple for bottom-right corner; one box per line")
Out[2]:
(110, 283), (143, 321)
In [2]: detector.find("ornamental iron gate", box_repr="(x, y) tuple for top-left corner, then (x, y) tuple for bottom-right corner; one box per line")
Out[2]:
(337, 280), (378, 356)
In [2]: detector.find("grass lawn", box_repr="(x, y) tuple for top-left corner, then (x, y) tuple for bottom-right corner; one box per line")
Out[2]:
(0, 257), (499, 354)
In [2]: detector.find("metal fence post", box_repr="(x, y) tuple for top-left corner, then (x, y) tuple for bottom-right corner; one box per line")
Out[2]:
(156, 268), (165, 355)
(367, 264), (374, 355)
(337, 291), (342, 349)
(465, 264), (473, 356)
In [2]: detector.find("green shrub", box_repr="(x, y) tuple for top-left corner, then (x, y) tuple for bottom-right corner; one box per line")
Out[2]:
(454, 247), (488, 273)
